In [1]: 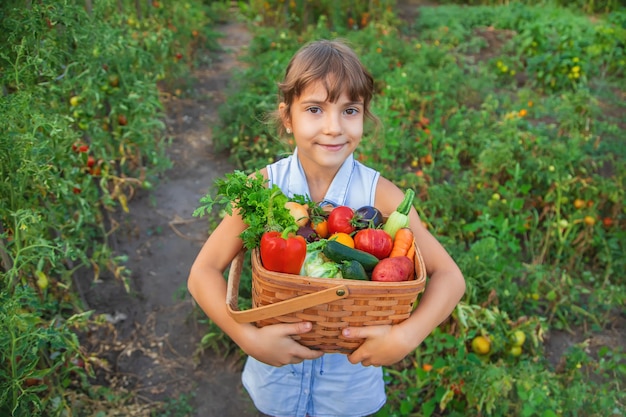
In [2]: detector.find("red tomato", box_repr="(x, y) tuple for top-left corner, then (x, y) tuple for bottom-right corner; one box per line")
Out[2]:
(327, 206), (355, 235)
(354, 228), (393, 260)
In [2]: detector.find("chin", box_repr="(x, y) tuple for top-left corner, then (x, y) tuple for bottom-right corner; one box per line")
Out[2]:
(318, 153), (350, 169)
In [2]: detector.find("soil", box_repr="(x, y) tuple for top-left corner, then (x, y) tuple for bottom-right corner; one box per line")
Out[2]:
(79, 20), (259, 417)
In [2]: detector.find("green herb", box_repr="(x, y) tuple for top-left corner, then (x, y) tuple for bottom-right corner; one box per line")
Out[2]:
(193, 170), (298, 249)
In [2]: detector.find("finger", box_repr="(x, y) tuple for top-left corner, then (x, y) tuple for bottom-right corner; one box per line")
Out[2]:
(344, 326), (392, 365)
(342, 326), (372, 339)
(346, 351), (361, 365)
(294, 347), (324, 361)
(288, 322), (324, 360)
(269, 321), (315, 338)
(274, 322), (323, 361)
(288, 321), (314, 335)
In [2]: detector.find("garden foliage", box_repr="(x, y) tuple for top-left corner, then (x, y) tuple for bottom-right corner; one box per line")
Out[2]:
(211, 2), (625, 416)
(1, 0), (624, 416)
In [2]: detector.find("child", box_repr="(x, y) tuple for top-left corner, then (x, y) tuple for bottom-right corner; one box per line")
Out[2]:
(187, 39), (465, 417)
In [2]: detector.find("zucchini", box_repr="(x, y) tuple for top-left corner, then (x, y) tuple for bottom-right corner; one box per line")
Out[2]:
(340, 260), (369, 281)
(323, 240), (379, 271)
(383, 188), (415, 240)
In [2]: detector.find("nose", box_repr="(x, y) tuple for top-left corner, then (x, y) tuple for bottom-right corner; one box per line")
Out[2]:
(323, 112), (342, 136)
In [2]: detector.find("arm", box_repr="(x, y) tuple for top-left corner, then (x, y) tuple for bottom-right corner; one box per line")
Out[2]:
(344, 177), (466, 366)
(187, 184), (323, 366)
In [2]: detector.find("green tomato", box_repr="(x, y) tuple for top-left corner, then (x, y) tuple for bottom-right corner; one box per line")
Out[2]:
(510, 346), (522, 357)
(471, 335), (491, 355)
(36, 271), (49, 290)
(511, 330), (526, 347)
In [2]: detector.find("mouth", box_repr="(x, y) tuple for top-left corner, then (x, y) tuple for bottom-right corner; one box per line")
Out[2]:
(318, 143), (346, 152)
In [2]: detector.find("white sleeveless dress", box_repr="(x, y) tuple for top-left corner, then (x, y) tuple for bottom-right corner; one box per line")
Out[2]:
(242, 149), (385, 417)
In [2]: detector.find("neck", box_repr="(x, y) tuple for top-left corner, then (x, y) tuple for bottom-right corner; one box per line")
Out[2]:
(298, 157), (341, 204)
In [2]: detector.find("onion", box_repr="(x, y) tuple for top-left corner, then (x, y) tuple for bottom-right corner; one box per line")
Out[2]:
(285, 201), (310, 227)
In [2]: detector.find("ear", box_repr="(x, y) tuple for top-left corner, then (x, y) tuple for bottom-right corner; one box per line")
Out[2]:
(279, 102), (292, 131)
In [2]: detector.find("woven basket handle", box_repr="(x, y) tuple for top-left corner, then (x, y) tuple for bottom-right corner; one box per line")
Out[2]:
(226, 250), (350, 323)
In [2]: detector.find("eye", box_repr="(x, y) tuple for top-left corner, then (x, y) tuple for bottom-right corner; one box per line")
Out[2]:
(306, 106), (322, 114)
(344, 107), (360, 116)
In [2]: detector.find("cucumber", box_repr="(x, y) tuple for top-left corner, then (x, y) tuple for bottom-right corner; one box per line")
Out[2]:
(340, 260), (369, 281)
(323, 240), (379, 271)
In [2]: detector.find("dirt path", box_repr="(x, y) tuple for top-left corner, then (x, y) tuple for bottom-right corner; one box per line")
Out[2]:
(81, 21), (259, 416)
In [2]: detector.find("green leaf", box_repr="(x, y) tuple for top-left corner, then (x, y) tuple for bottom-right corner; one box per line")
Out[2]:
(195, 171), (298, 249)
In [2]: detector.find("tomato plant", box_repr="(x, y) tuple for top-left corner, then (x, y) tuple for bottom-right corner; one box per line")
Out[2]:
(0, 0), (220, 414)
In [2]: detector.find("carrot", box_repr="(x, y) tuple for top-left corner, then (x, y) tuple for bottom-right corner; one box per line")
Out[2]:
(405, 242), (415, 262)
(389, 227), (414, 257)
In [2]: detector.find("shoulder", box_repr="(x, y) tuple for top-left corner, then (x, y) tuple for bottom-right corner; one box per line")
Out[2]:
(253, 167), (269, 181)
(246, 168), (268, 188)
(269, 154), (293, 168)
(353, 159), (379, 176)
(352, 159), (381, 188)
(264, 154), (294, 188)
(266, 154), (293, 176)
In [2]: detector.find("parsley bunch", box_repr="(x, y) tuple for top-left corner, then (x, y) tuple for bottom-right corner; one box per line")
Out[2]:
(193, 170), (298, 249)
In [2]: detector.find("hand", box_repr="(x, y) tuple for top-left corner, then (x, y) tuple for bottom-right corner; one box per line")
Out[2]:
(241, 321), (323, 367)
(342, 324), (416, 367)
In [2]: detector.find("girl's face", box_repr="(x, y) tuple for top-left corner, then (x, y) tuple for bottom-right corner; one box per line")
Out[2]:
(282, 80), (364, 172)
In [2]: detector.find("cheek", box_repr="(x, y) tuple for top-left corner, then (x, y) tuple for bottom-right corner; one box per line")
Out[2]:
(348, 123), (363, 140)
(293, 121), (317, 140)
(292, 131), (309, 147)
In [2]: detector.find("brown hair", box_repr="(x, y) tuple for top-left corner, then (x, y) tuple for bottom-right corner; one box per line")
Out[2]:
(273, 39), (380, 136)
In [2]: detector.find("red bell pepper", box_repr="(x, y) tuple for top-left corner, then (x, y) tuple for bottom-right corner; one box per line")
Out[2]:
(260, 229), (307, 274)
(259, 187), (307, 274)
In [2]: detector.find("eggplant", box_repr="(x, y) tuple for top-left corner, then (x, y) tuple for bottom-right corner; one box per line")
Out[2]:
(353, 205), (384, 229)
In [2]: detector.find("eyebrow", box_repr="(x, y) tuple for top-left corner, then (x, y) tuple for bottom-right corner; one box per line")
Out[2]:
(299, 98), (364, 106)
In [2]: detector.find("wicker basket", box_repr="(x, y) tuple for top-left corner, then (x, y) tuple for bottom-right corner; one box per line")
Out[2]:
(226, 242), (427, 353)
